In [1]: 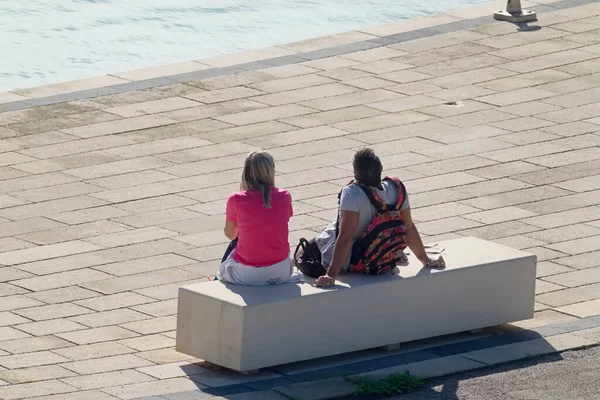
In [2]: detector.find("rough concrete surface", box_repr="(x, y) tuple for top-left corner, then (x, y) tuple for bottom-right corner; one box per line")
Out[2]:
(384, 346), (600, 400)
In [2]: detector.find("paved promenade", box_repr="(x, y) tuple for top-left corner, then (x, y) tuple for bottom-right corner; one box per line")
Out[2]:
(1, 0), (600, 398)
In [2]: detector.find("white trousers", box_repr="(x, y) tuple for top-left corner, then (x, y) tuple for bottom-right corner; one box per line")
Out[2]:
(217, 251), (303, 286)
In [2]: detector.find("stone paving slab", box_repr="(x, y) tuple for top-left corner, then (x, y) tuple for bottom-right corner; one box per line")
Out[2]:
(1, 0), (600, 399)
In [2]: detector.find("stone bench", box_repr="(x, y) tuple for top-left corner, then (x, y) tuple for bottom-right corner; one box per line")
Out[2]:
(176, 236), (537, 373)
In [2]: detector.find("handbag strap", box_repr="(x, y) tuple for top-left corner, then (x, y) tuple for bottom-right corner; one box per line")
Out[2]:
(294, 238), (319, 260)
(294, 238), (308, 259)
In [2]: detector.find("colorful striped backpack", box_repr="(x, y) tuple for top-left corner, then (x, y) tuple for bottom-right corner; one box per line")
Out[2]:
(345, 176), (408, 275)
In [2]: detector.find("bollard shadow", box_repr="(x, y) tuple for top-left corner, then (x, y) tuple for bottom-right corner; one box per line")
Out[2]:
(512, 21), (542, 32)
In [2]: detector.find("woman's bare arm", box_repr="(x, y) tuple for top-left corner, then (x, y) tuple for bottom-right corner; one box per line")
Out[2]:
(224, 219), (238, 240)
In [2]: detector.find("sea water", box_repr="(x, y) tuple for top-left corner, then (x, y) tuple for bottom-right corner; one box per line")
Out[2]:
(0, 0), (491, 91)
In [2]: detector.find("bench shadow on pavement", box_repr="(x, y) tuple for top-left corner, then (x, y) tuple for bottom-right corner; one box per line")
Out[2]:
(177, 318), (565, 399)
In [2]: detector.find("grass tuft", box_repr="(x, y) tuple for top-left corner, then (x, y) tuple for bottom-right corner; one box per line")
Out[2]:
(350, 371), (424, 397)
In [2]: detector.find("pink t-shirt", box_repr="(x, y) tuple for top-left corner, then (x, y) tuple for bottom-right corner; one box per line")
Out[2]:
(226, 188), (293, 267)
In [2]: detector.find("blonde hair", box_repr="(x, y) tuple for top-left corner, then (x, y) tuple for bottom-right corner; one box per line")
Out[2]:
(242, 151), (276, 208)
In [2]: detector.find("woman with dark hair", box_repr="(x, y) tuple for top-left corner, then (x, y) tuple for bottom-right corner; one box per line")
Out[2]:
(217, 151), (302, 285)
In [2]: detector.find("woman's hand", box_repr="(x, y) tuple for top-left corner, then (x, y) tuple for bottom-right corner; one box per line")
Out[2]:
(315, 275), (336, 288)
(425, 255), (446, 268)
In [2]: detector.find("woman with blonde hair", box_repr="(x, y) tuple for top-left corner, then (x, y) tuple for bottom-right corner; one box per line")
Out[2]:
(217, 151), (302, 285)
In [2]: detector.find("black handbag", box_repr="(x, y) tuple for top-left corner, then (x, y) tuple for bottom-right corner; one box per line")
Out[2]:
(293, 238), (327, 278)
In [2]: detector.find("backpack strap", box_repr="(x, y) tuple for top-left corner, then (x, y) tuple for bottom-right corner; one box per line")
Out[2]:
(354, 182), (387, 213)
(382, 176), (407, 211)
(334, 177), (406, 236)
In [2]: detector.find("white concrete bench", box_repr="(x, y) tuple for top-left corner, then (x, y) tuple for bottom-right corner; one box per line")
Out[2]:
(176, 236), (536, 373)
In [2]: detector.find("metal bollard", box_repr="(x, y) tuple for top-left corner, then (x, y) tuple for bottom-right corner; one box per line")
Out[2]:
(494, 0), (537, 22)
